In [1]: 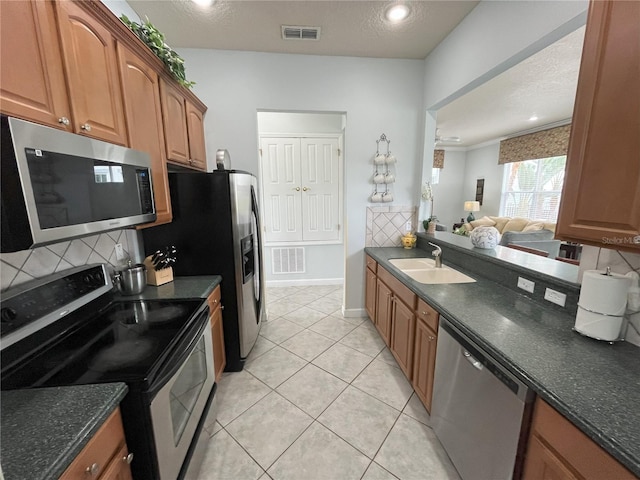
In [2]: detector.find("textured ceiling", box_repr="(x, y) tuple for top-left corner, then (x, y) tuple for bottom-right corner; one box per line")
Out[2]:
(436, 26), (586, 147)
(127, 0), (479, 59)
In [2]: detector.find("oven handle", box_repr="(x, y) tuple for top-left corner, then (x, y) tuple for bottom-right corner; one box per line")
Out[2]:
(146, 307), (210, 397)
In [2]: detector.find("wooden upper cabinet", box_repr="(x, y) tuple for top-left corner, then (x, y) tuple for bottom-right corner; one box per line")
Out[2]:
(116, 43), (172, 226)
(55, 0), (128, 145)
(556, 0), (640, 252)
(186, 100), (207, 170)
(0, 1), (72, 129)
(160, 79), (191, 165)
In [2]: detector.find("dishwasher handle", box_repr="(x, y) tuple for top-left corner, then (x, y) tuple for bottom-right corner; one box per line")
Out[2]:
(463, 350), (483, 370)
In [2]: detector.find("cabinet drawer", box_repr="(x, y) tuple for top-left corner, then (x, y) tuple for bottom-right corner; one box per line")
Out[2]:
(527, 399), (635, 480)
(378, 266), (416, 310)
(365, 255), (377, 273)
(207, 285), (222, 312)
(60, 407), (126, 480)
(416, 298), (439, 332)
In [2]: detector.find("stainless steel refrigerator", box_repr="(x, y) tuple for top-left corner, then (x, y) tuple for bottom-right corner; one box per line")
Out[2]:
(142, 170), (264, 371)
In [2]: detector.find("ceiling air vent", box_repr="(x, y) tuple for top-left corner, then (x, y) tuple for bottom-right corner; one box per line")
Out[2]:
(281, 25), (321, 41)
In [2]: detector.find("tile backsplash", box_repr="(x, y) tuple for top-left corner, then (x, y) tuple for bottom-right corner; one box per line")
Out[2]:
(366, 206), (418, 247)
(579, 245), (640, 347)
(0, 229), (140, 291)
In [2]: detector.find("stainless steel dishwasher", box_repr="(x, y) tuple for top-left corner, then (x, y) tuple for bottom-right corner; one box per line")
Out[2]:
(431, 318), (534, 480)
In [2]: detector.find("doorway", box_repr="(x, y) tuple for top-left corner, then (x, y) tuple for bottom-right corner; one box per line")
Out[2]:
(257, 111), (345, 286)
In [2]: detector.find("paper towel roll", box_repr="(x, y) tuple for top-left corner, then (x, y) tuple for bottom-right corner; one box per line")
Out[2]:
(579, 270), (631, 316)
(574, 270), (631, 341)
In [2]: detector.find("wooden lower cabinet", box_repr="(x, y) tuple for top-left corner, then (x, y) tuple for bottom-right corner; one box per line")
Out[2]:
(412, 317), (438, 413)
(365, 266), (377, 323)
(523, 398), (636, 480)
(390, 297), (415, 379)
(207, 285), (226, 381)
(60, 407), (132, 480)
(375, 279), (393, 346)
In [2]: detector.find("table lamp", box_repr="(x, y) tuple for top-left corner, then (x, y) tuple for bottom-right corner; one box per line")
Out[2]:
(464, 201), (480, 222)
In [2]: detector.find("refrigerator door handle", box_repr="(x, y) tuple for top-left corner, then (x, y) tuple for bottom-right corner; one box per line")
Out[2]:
(250, 185), (264, 319)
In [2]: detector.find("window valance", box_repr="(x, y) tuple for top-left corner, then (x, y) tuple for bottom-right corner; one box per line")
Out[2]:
(498, 124), (571, 165)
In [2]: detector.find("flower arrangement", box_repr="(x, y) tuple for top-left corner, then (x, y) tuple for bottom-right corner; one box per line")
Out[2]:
(120, 15), (195, 89)
(421, 182), (436, 231)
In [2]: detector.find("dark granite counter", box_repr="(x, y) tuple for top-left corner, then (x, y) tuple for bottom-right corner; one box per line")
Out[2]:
(120, 275), (222, 301)
(365, 246), (640, 476)
(1, 383), (128, 480)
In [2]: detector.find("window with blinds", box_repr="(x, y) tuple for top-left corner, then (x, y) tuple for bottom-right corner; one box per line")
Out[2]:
(499, 156), (566, 222)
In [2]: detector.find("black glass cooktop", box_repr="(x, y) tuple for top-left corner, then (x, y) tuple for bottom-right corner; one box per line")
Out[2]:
(1, 298), (204, 389)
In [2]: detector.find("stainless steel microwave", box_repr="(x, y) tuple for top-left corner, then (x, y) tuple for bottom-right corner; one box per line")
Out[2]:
(1, 117), (156, 252)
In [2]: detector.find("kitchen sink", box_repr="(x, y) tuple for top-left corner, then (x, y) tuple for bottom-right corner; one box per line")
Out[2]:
(389, 258), (476, 284)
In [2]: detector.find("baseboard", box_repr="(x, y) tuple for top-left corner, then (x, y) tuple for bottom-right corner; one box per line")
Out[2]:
(266, 278), (344, 287)
(343, 307), (367, 318)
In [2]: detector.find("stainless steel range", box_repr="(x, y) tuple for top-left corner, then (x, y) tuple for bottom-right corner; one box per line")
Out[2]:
(0, 264), (216, 480)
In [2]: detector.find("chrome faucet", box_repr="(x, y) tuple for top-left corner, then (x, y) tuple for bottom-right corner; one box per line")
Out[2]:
(428, 242), (442, 268)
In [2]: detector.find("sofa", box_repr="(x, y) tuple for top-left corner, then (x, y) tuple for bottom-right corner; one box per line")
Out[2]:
(463, 216), (561, 258)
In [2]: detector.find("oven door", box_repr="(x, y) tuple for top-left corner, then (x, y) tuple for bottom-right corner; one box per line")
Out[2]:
(149, 313), (215, 480)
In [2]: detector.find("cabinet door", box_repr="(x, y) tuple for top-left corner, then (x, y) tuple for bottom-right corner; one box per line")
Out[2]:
(412, 320), (437, 412)
(117, 43), (172, 227)
(211, 305), (226, 381)
(55, 1), (127, 145)
(556, 0), (640, 251)
(186, 100), (207, 171)
(300, 137), (341, 241)
(365, 268), (377, 323)
(99, 444), (134, 480)
(0, 0), (72, 130)
(375, 280), (392, 346)
(259, 137), (303, 242)
(390, 297), (415, 379)
(522, 435), (579, 480)
(160, 79), (190, 165)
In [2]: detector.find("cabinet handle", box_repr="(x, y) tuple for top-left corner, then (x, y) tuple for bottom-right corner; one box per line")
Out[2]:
(212, 299), (218, 304)
(189, 159), (194, 165)
(85, 463), (100, 476)
(303, 187), (310, 191)
(80, 123), (91, 132)
(422, 311), (429, 316)
(293, 187), (300, 191)
(58, 117), (70, 126)
(221, 305), (225, 310)
(428, 336), (435, 341)
(123, 453), (134, 464)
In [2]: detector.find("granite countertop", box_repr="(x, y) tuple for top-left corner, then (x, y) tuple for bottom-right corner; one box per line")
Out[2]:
(120, 275), (222, 301)
(365, 246), (640, 476)
(1, 383), (128, 480)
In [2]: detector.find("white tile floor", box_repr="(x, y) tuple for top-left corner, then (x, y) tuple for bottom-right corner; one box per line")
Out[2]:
(195, 285), (460, 480)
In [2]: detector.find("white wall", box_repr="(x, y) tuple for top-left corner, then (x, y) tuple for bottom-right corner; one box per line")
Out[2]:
(257, 111), (344, 134)
(178, 48), (426, 313)
(101, 0), (140, 22)
(423, 0), (588, 109)
(431, 149), (466, 230)
(257, 111), (346, 284)
(463, 142), (504, 218)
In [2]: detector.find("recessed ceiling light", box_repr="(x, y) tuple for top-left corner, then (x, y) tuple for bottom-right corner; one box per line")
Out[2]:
(192, 0), (213, 7)
(529, 115), (539, 121)
(386, 4), (411, 23)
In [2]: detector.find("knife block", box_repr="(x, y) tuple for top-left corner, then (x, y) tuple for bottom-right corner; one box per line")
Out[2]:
(143, 256), (174, 286)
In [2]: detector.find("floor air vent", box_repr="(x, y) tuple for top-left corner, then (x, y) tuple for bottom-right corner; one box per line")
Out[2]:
(272, 247), (305, 274)
(282, 25), (321, 41)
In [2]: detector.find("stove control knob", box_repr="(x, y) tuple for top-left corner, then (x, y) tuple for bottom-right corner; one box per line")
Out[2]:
(1, 308), (17, 324)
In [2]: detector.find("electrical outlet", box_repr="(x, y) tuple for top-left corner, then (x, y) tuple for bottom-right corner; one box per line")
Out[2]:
(544, 288), (567, 307)
(114, 243), (126, 261)
(405, 221), (412, 231)
(517, 277), (535, 293)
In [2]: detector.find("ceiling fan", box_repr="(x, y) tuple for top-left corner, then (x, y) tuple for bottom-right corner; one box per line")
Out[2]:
(435, 128), (461, 145)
